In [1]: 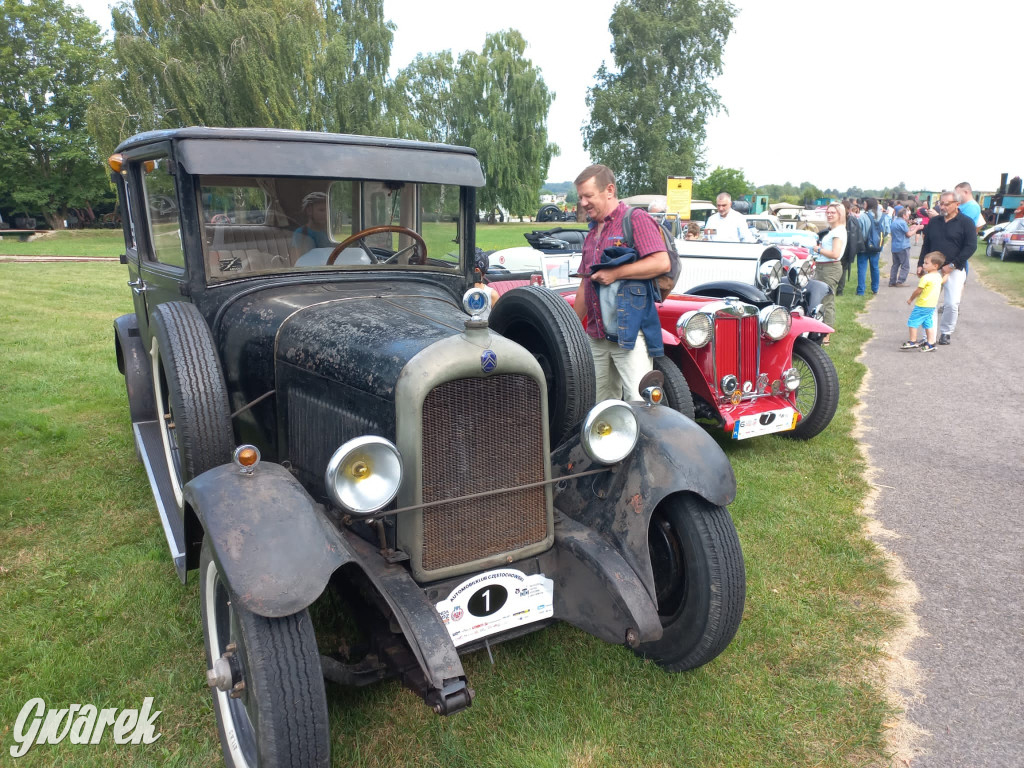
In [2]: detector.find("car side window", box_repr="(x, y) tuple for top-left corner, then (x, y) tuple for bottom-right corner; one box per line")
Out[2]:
(140, 158), (185, 268)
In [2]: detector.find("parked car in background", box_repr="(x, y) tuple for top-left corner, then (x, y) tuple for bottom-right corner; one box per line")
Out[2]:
(744, 214), (820, 249)
(110, 127), (746, 767)
(987, 217), (1024, 260)
(622, 194), (716, 225)
(488, 232), (839, 441)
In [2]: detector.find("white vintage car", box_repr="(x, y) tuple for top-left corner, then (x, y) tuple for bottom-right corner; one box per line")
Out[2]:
(744, 215), (820, 249)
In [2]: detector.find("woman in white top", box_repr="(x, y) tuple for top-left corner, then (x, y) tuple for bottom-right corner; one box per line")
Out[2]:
(810, 203), (847, 343)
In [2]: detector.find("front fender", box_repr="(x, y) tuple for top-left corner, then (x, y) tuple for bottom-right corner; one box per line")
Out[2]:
(551, 404), (735, 604)
(791, 312), (833, 335)
(184, 462), (352, 618)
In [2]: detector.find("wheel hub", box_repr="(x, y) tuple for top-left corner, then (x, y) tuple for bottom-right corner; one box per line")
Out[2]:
(207, 643), (243, 692)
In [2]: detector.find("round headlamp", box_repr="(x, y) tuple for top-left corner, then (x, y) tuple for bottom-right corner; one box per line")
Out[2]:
(759, 305), (792, 341)
(325, 436), (402, 515)
(757, 260), (784, 291)
(720, 374), (739, 396)
(676, 311), (712, 349)
(462, 287), (491, 317)
(788, 262), (810, 288)
(581, 401), (639, 465)
(782, 367), (801, 392)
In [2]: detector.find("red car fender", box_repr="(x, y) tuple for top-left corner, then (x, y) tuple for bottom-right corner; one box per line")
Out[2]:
(791, 313), (834, 335)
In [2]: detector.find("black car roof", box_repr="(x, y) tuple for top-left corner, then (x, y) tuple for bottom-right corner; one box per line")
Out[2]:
(115, 127), (485, 187)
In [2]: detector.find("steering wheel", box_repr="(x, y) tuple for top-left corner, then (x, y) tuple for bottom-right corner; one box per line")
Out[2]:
(325, 225), (427, 266)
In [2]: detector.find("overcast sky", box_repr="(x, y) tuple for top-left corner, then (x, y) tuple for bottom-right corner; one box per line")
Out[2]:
(74, 0), (1023, 194)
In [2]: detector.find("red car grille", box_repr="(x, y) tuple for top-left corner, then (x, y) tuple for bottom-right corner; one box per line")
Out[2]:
(420, 375), (548, 572)
(713, 315), (759, 389)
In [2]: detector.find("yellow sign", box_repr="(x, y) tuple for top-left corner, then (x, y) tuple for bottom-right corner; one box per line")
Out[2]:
(666, 177), (692, 219)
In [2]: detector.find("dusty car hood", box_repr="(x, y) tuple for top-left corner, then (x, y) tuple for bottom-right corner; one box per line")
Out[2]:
(216, 279), (468, 403)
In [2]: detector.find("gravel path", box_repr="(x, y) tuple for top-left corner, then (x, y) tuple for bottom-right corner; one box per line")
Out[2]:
(858, 244), (1023, 767)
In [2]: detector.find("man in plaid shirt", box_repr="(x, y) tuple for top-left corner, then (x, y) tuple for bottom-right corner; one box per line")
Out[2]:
(573, 165), (670, 401)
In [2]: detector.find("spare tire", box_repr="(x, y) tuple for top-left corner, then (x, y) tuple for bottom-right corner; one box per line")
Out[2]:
(537, 204), (561, 223)
(489, 286), (596, 446)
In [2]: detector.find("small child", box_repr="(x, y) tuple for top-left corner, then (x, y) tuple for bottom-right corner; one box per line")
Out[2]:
(901, 251), (946, 351)
(684, 221), (701, 240)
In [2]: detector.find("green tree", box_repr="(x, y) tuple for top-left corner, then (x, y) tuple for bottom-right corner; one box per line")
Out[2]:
(393, 51), (457, 143)
(694, 166), (750, 202)
(87, 0), (394, 159)
(0, 0), (113, 229)
(455, 31), (557, 217)
(583, 0), (736, 196)
(319, 0), (395, 136)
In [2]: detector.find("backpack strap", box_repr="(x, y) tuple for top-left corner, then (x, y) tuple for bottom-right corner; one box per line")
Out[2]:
(621, 206), (636, 249)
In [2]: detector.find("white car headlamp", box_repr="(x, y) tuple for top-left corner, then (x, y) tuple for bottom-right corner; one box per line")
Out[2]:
(325, 436), (402, 515)
(757, 260), (784, 291)
(676, 310), (712, 349)
(759, 305), (792, 341)
(581, 400), (639, 465)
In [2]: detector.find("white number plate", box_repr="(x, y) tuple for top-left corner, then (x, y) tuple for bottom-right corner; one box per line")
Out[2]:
(732, 407), (798, 440)
(434, 568), (554, 647)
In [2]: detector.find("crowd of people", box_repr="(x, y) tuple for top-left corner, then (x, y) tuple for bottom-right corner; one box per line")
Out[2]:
(568, 162), (986, 399)
(806, 185), (980, 351)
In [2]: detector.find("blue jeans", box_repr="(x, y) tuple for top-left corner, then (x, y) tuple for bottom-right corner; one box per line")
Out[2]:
(856, 252), (879, 294)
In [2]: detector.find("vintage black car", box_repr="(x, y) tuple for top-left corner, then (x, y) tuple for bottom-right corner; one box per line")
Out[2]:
(110, 127), (745, 767)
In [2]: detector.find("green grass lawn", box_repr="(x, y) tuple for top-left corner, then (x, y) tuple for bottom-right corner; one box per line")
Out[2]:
(0, 262), (897, 767)
(971, 240), (1024, 306)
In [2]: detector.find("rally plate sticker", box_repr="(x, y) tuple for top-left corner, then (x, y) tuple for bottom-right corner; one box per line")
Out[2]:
(732, 407), (798, 440)
(435, 569), (554, 647)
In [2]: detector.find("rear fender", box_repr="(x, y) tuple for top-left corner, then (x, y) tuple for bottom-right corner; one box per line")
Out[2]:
(551, 403), (735, 604)
(184, 462), (465, 691)
(114, 314), (156, 423)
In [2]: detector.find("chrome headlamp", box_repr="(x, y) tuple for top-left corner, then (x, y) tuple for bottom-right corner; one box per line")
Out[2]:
(757, 260), (784, 291)
(789, 259), (812, 288)
(325, 436), (402, 515)
(676, 310), (712, 349)
(581, 400), (638, 465)
(759, 305), (792, 341)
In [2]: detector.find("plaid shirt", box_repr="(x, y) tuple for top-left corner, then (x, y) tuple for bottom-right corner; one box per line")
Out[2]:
(580, 202), (666, 339)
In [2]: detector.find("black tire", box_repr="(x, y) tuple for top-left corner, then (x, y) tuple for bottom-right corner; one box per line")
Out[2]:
(986, 241), (995, 258)
(652, 356), (696, 421)
(634, 493), (745, 671)
(537, 204), (561, 223)
(785, 336), (840, 440)
(200, 540), (330, 768)
(150, 302), (234, 507)
(489, 286), (596, 446)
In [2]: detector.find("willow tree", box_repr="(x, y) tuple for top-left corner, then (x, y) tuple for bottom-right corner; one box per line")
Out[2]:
(0, 0), (112, 228)
(456, 30), (556, 218)
(584, 0), (736, 195)
(87, 0), (394, 158)
(393, 51), (458, 144)
(319, 0), (395, 136)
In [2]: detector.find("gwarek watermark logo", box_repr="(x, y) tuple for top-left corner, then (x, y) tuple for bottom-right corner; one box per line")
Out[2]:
(8, 697), (161, 758)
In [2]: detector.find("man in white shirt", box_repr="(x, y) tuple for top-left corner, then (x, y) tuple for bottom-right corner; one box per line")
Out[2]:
(702, 193), (756, 242)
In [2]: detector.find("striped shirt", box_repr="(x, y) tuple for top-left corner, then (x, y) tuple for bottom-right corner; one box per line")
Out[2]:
(580, 202), (666, 339)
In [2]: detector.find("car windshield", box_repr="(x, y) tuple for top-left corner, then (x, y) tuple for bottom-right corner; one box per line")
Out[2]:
(199, 176), (462, 282)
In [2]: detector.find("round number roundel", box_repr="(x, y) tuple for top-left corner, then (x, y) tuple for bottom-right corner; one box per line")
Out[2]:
(467, 585), (508, 617)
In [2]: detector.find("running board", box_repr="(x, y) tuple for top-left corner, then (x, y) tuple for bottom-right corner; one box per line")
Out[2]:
(133, 420), (187, 582)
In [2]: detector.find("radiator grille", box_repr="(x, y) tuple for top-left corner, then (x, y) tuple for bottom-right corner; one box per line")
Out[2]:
(420, 375), (548, 572)
(713, 315), (760, 393)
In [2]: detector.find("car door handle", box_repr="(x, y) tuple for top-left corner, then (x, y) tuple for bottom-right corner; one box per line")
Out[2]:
(128, 278), (149, 294)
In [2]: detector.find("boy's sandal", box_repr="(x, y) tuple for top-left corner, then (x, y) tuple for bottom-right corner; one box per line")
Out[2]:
(900, 341), (918, 349)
